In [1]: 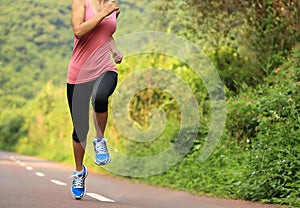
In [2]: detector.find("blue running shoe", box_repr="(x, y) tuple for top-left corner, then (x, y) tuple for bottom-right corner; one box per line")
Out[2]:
(93, 138), (111, 165)
(71, 165), (88, 200)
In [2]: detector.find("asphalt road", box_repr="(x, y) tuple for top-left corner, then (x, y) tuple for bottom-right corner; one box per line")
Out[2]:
(0, 150), (282, 208)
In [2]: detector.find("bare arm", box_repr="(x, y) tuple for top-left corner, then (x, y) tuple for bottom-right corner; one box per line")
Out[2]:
(72, 0), (119, 39)
(110, 37), (123, 64)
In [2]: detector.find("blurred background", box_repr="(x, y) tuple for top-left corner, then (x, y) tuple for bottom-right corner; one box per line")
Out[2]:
(0, 0), (299, 206)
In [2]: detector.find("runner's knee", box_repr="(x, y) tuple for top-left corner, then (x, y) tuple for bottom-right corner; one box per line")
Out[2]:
(92, 93), (109, 113)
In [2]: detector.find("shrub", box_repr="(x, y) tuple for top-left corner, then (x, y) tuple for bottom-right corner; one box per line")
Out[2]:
(0, 109), (27, 151)
(229, 49), (300, 206)
(154, 0), (300, 92)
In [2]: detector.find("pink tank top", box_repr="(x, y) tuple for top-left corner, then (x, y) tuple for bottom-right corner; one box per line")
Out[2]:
(67, 0), (117, 84)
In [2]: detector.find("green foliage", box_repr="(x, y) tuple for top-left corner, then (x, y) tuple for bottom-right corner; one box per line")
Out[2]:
(242, 0), (300, 67)
(116, 0), (155, 34)
(115, 49), (300, 207)
(154, 0), (300, 91)
(0, 0), (156, 151)
(0, 0), (72, 108)
(0, 0), (153, 109)
(138, 122), (246, 198)
(16, 81), (73, 161)
(226, 49), (300, 206)
(106, 53), (210, 160)
(0, 109), (27, 151)
(107, 50), (300, 207)
(1, 0), (300, 206)
(235, 50), (300, 206)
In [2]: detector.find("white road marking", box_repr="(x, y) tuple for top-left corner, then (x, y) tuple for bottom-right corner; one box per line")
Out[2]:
(3, 153), (116, 203)
(9, 156), (16, 161)
(50, 179), (67, 186)
(35, 172), (45, 177)
(26, 166), (33, 171)
(86, 192), (115, 202)
(16, 160), (26, 166)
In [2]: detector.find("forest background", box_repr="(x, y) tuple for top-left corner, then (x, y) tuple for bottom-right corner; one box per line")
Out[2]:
(0, 0), (299, 207)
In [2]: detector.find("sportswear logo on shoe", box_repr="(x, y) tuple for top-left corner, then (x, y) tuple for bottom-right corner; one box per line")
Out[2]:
(71, 165), (88, 200)
(93, 138), (111, 165)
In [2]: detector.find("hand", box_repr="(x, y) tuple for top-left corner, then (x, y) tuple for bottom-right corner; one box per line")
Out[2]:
(101, 0), (119, 17)
(112, 50), (123, 64)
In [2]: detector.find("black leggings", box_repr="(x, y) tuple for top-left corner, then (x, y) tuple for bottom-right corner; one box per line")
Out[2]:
(67, 71), (118, 143)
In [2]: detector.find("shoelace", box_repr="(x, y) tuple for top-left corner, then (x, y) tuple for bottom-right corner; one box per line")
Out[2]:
(70, 174), (84, 188)
(94, 140), (108, 155)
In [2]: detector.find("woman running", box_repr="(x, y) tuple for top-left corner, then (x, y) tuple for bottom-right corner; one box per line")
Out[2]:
(66, 0), (122, 199)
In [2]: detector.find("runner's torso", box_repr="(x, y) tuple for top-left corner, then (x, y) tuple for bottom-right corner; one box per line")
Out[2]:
(67, 0), (117, 84)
